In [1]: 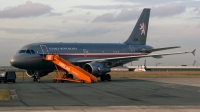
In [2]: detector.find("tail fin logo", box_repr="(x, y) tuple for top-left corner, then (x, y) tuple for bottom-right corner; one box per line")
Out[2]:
(139, 22), (146, 35)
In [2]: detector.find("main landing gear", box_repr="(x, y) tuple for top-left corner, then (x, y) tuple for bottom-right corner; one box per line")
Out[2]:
(100, 74), (111, 81)
(66, 74), (73, 79)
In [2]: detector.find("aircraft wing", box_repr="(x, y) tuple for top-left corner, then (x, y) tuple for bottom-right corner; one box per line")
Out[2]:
(77, 49), (196, 63)
(141, 46), (180, 53)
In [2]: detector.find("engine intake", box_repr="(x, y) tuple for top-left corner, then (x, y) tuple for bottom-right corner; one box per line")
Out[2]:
(83, 62), (110, 77)
(26, 70), (52, 77)
(26, 70), (35, 77)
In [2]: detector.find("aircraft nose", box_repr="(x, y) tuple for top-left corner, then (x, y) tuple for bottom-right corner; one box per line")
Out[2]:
(10, 55), (23, 68)
(10, 54), (44, 69)
(10, 58), (15, 65)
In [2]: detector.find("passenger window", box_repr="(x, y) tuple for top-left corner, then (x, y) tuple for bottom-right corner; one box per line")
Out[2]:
(26, 50), (31, 54)
(31, 50), (35, 54)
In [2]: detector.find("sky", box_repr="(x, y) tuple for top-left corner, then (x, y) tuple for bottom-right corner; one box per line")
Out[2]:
(0, 0), (199, 66)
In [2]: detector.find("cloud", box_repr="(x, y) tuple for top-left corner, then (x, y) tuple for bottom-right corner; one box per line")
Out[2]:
(67, 9), (74, 13)
(151, 4), (186, 17)
(58, 28), (111, 38)
(115, 9), (141, 21)
(0, 1), (60, 18)
(196, 24), (200, 28)
(86, 12), (91, 15)
(115, 0), (199, 7)
(93, 13), (115, 22)
(73, 4), (136, 10)
(93, 4), (186, 23)
(48, 12), (62, 16)
(62, 20), (67, 23)
(93, 9), (141, 22)
(114, 0), (188, 5)
(92, 8), (151, 23)
(193, 8), (200, 15)
(0, 27), (59, 34)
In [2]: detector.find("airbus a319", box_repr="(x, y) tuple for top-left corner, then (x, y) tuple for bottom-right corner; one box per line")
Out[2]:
(10, 8), (195, 82)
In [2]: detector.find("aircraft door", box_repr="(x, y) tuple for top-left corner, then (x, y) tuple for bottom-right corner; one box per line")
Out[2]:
(83, 49), (88, 57)
(129, 45), (135, 53)
(40, 45), (49, 58)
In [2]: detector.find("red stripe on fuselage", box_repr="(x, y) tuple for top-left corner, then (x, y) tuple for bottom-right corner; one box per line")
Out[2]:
(59, 53), (147, 57)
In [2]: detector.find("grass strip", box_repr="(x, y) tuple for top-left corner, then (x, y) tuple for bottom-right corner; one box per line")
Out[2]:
(109, 71), (200, 78)
(0, 89), (10, 100)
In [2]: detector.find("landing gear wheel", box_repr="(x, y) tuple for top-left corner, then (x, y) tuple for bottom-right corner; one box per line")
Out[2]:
(13, 80), (16, 83)
(37, 78), (40, 83)
(34, 70), (40, 83)
(105, 74), (111, 81)
(53, 79), (57, 83)
(100, 76), (105, 81)
(33, 76), (36, 82)
(67, 74), (73, 79)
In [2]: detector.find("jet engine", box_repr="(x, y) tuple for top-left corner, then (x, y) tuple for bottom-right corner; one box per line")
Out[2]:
(26, 70), (52, 77)
(83, 62), (110, 77)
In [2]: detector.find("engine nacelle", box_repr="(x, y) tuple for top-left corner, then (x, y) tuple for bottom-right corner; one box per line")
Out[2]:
(83, 62), (110, 77)
(26, 70), (35, 77)
(26, 70), (52, 77)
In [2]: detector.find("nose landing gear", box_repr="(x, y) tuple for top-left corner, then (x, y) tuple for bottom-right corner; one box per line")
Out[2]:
(33, 71), (40, 83)
(33, 76), (40, 83)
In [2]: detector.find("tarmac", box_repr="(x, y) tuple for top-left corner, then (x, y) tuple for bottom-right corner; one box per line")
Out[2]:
(1, 78), (200, 111)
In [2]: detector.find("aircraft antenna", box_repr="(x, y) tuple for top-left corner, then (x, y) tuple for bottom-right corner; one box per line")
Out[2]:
(156, 63), (162, 66)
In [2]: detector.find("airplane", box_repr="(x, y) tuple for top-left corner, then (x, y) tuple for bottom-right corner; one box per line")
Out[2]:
(10, 8), (196, 82)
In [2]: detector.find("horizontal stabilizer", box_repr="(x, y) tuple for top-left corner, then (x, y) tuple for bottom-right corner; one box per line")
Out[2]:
(141, 46), (180, 53)
(186, 49), (196, 56)
(192, 49), (196, 56)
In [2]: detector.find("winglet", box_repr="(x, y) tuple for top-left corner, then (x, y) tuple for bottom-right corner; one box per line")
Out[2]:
(192, 49), (196, 56)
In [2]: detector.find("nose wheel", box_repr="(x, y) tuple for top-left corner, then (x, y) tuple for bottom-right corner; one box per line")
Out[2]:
(33, 73), (40, 83)
(33, 77), (40, 83)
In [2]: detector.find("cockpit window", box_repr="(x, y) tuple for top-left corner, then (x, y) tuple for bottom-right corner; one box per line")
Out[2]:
(18, 49), (36, 54)
(18, 50), (26, 53)
(26, 50), (31, 54)
(31, 50), (35, 54)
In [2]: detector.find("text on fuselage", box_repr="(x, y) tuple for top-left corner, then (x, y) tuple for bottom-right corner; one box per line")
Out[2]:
(49, 47), (77, 50)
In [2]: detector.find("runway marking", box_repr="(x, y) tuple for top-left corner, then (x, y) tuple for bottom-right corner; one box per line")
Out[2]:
(9, 89), (19, 100)
(42, 83), (89, 106)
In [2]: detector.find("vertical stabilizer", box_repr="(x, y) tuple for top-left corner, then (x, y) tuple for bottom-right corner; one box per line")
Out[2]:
(125, 8), (150, 45)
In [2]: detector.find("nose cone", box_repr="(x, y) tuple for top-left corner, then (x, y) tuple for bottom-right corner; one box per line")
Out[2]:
(10, 58), (15, 66)
(10, 54), (44, 69)
(10, 55), (25, 68)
